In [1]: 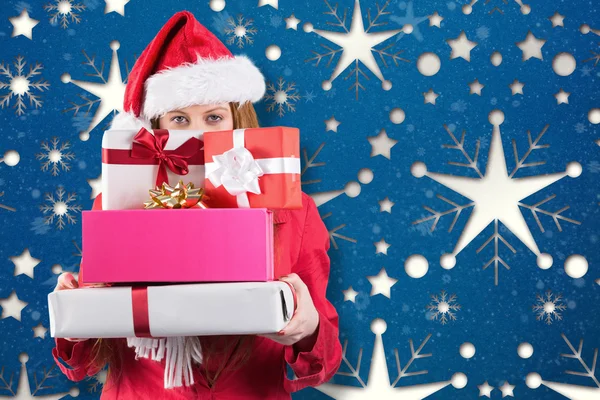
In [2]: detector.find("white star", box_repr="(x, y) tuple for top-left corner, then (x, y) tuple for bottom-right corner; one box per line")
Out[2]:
(316, 319), (468, 398)
(87, 174), (102, 199)
(368, 129), (398, 159)
(379, 197), (394, 213)
(104, 0), (130, 16)
(374, 238), (391, 255)
(63, 42), (127, 138)
(33, 322), (48, 339)
(418, 110), (578, 281)
(10, 248), (41, 279)
(516, 31), (546, 61)
(343, 286), (359, 302)
(423, 88), (439, 104)
(285, 14), (300, 30)
(555, 89), (570, 104)
(0, 291), (28, 321)
(2, 353), (73, 399)
(258, 0), (278, 9)
(9, 9), (40, 40)
(509, 79), (525, 95)
(447, 31), (478, 61)
(310, 0), (406, 91)
(478, 381), (494, 397)
(367, 268), (397, 298)
(549, 12), (565, 28)
(469, 79), (484, 95)
(428, 11), (443, 28)
(500, 381), (515, 397)
(325, 115), (341, 132)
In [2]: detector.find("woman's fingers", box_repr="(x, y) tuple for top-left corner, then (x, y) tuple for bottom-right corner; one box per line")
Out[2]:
(64, 337), (89, 342)
(279, 273), (307, 293)
(55, 272), (78, 291)
(279, 313), (304, 336)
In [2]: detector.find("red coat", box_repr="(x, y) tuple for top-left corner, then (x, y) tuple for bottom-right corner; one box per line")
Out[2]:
(52, 192), (342, 399)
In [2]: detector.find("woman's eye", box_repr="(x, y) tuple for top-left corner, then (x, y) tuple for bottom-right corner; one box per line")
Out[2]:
(206, 114), (223, 123)
(171, 116), (188, 124)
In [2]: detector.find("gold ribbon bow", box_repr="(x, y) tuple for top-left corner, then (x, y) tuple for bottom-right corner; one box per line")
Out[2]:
(144, 180), (208, 209)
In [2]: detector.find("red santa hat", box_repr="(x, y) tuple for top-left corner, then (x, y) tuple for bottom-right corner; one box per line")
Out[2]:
(110, 11), (266, 130)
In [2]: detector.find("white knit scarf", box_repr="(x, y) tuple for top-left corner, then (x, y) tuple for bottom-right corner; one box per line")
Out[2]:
(127, 336), (203, 389)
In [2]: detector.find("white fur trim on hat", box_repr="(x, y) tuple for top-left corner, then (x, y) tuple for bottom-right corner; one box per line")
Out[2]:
(141, 55), (265, 120)
(110, 111), (153, 131)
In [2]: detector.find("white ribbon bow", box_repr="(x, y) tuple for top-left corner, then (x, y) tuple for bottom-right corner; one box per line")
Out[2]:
(206, 129), (300, 208)
(209, 146), (264, 197)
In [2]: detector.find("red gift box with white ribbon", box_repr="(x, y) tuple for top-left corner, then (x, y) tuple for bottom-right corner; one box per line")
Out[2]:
(203, 127), (302, 209)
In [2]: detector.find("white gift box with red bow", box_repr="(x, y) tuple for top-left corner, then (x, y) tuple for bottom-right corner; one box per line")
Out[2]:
(101, 128), (205, 210)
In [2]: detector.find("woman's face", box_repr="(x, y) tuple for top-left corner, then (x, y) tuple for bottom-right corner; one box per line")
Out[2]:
(157, 103), (234, 131)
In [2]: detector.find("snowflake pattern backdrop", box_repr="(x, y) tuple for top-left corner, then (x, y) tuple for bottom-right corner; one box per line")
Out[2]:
(1, 0), (600, 399)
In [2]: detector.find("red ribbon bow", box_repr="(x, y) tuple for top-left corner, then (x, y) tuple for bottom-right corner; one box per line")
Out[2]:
(131, 128), (203, 188)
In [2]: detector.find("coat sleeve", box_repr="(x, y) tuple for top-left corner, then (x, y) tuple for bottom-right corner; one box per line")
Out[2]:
(283, 195), (342, 393)
(52, 338), (103, 381)
(52, 194), (104, 381)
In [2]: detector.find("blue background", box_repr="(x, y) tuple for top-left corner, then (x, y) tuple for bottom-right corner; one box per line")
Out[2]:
(0, 0), (599, 398)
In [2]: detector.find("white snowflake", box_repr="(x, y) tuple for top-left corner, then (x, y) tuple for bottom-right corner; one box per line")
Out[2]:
(306, 0), (410, 99)
(224, 15), (257, 48)
(412, 111), (581, 285)
(36, 137), (75, 176)
(264, 77), (300, 117)
(63, 41), (130, 140)
(427, 290), (461, 325)
(40, 187), (82, 230)
(0, 56), (50, 116)
(533, 290), (566, 325)
(44, 0), (86, 29)
(462, 0), (531, 16)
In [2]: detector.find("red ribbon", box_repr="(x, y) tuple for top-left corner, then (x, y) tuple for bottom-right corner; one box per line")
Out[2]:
(102, 128), (204, 188)
(131, 286), (152, 337)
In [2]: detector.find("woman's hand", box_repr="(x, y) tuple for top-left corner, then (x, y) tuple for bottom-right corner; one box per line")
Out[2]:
(259, 273), (320, 348)
(54, 272), (79, 292)
(54, 272), (106, 342)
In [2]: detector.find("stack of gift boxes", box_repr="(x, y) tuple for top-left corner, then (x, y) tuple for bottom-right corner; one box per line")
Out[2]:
(48, 126), (302, 339)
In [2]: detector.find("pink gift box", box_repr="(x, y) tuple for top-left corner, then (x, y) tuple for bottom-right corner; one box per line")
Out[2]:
(81, 208), (274, 284)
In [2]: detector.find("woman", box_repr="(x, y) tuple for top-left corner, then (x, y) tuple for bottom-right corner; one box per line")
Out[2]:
(52, 10), (342, 399)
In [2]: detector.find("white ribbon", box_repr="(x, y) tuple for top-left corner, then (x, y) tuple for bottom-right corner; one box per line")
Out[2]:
(127, 336), (203, 389)
(206, 129), (300, 207)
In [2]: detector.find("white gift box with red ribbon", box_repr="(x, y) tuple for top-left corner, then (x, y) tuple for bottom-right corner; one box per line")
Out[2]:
(48, 282), (295, 338)
(101, 128), (205, 210)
